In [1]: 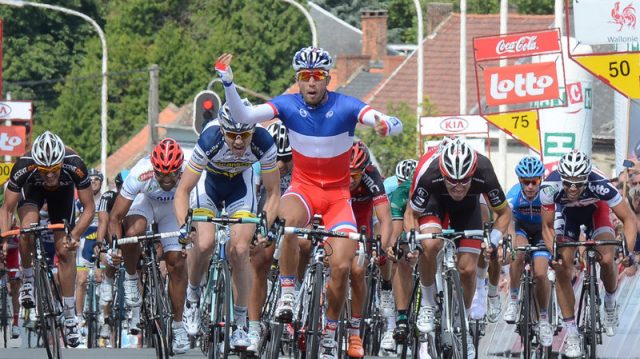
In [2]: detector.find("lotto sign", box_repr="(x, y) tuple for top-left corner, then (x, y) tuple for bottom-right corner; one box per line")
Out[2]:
(483, 110), (541, 153)
(573, 0), (640, 46)
(572, 53), (640, 98)
(0, 126), (26, 156)
(0, 162), (13, 185)
(484, 62), (560, 107)
(474, 29), (561, 61)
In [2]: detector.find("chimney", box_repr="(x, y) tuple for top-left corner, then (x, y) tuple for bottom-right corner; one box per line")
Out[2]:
(361, 9), (388, 62)
(427, 3), (453, 33)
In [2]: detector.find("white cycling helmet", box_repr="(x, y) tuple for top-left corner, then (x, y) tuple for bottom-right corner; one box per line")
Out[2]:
(31, 131), (65, 167)
(292, 47), (333, 71)
(267, 121), (292, 160)
(395, 159), (417, 182)
(557, 149), (591, 179)
(438, 138), (478, 180)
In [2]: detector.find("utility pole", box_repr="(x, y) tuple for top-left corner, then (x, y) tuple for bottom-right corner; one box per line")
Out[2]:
(148, 64), (159, 152)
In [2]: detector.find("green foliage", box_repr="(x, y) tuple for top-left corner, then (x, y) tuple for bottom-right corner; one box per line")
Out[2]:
(356, 97), (436, 176)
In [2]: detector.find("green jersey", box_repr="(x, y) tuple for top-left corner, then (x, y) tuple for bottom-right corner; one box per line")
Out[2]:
(390, 180), (411, 220)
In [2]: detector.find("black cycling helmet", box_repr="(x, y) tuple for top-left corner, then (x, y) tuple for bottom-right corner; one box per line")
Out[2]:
(114, 169), (129, 190)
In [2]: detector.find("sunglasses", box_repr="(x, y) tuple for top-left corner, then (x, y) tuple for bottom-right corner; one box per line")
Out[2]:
(350, 172), (363, 181)
(154, 170), (180, 178)
(520, 177), (541, 186)
(37, 163), (62, 173)
(296, 70), (329, 82)
(562, 179), (586, 189)
(223, 130), (253, 141)
(444, 176), (472, 186)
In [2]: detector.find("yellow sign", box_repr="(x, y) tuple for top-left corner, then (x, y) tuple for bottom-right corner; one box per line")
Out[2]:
(0, 162), (14, 186)
(573, 53), (640, 98)
(483, 110), (541, 153)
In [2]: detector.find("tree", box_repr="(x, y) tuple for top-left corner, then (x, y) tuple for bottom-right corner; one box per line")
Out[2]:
(356, 97), (436, 176)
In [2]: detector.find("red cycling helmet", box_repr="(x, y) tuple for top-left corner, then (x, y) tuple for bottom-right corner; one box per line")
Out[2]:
(350, 141), (371, 171)
(151, 138), (184, 174)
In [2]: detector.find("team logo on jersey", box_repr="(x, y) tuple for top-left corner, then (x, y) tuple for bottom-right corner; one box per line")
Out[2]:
(416, 188), (429, 198)
(299, 109), (309, 118)
(326, 110), (334, 119)
(138, 171), (154, 182)
(75, 168), (85, 178)
(542, 185), (558, 197)
(589, 184), (610, 196)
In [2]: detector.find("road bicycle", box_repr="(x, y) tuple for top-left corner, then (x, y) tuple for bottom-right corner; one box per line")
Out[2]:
(2, 222), (68, 359)
(553, 236), (627, 359)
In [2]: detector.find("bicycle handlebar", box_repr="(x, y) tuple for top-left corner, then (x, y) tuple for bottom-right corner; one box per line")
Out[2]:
(1, 223), (66, 238)
(115, 231), (181, 245)
(281, 226), (367, 267)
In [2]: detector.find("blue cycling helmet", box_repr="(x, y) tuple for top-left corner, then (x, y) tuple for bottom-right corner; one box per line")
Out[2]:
(292, 47), (333, 71)
(515, 156), (545, 178)
(219, 99), (255, 133)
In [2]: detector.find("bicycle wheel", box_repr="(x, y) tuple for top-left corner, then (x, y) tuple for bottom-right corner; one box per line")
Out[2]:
(112, 275), (125, 348)
(86, 281), (98, 348)
(209, 262), (231, 359)
(36, 266), (61, 359)
(1, 284), (8, 348)
(520, 278), (531, 359)
(400, 276), (420, 359)
(362, 271), (382, 356)
(443, 270), (467, 359)
(586, 267), (598, 359)
(143, 270), (169, 358)
(264, 276), (284, 359)
(305, 263), (324, 359)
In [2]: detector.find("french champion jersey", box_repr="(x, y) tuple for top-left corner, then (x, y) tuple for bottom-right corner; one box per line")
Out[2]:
(268, 92), (400, 188)
(540, 169), (622, 209)
(506, 184), (542, 225)
(187, 125), (277, 178)
(120, 157), (182, 202)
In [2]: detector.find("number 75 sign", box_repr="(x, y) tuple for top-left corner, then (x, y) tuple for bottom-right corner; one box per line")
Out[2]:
(483, 110), (541, 153)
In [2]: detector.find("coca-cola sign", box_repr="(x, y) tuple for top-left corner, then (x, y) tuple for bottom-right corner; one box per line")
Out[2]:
(474, 29), (561, 61)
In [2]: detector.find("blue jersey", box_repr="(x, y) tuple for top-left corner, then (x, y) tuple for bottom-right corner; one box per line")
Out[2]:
(540, 168), (622, 209)
(507, 184), (542, 225)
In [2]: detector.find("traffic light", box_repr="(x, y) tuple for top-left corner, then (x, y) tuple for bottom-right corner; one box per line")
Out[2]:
(192, 90), (221, 135)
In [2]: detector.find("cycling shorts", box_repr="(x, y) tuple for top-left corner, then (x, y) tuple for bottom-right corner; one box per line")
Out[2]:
(5, 248), (21, 279)
(283, 181), (357, 234)
(514, 221), (548, 258)
(554, 200), (614, 243)
(127, 195), (180, 252)
(18, 183), (76, 228)
(418, 194), (483, 254)
(77, 226), (99, 267)
(352, 199), (374, 237)
(190, 169), (257, 218)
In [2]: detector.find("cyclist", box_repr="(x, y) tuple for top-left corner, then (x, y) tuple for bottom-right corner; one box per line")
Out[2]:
(1, 215), (22, 339)
(174, 101), (280, 351)
(380, 158), (416, 352)
(503, 156), (553, 346)
(75, 168), (104, 334)
(108, 138), (190, 354)
(0, 131), (95, 348)
(96, 169), (129, 340)
(407, 137), (511, 358)
(246, 120), (292, 352)
(214, 47), (402, 358)
(540, 150), (637, 358)
(347, 140), (393, 357)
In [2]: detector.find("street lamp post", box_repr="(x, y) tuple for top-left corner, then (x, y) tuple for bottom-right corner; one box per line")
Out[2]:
(282, 0), (317, 47)
(0, 0), (108, 191)
(413, 0), (423, 155)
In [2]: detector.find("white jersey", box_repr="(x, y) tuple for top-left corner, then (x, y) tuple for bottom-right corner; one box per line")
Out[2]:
(121, 156), (182, 202)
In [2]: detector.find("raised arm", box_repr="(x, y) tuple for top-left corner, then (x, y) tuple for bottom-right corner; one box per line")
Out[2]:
(358, 107), (403, 137)
(215, 53), (276, 125)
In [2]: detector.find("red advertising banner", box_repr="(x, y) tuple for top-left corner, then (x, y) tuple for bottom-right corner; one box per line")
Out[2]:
(483, 61), (560, 107)
(474, 29), (561, 61)
(0, 125), (26, 156)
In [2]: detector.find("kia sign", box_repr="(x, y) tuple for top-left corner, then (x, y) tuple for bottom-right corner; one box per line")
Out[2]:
(0, 101), (33, 120)
(474, 29), (561, 61)
(484, 62), (559, 107)
(0, 126), (26, 156)
(574, 0), (640, 45)
(420, 115), (488, 136)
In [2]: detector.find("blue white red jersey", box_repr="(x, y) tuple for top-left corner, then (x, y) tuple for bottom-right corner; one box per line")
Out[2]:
(222, 83), (402, 189)
(506, 184), (542, 225)
(539, 168), (622, 209)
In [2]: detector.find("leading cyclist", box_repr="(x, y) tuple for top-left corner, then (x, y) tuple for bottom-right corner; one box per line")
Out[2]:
(0, 131), (95, 347)
(213, 46), (402, 359)
(540, 150), (637, 358)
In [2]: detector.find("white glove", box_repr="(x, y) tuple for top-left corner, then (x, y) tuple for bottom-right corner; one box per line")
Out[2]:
(215, 61), (234, 85)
